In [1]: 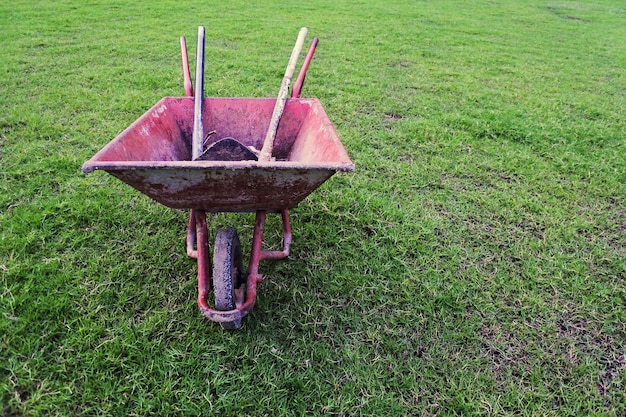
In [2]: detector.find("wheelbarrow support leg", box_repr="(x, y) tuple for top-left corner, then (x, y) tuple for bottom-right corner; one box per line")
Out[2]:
(194, 210), (212, 312)
(187, 209), (198, 259)
(257, 210), (292, 261)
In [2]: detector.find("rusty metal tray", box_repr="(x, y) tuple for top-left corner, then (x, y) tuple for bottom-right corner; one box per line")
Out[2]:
(82, 96), (354, 212)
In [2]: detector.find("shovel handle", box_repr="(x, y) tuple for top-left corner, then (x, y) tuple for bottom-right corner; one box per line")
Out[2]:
(258, 27), (308, 162)
(192, 26), (206, 160)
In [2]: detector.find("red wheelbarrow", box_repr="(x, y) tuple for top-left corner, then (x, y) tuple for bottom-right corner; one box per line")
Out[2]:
(82, 33), (354, 329)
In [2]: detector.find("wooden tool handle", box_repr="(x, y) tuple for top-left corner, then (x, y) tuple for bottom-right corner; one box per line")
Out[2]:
(258, 27), (308, 162)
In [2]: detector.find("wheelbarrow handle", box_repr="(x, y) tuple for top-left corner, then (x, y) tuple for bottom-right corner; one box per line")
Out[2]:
(180, 36), (194, 97)
(291, 37), (318, 99)
(258, 27), (308, 162)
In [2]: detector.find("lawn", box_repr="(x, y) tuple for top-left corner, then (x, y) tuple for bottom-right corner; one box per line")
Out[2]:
(1, 0), (625, 415)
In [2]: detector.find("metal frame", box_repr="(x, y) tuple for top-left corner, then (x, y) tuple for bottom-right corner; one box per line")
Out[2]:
(187, 209), (292, 323)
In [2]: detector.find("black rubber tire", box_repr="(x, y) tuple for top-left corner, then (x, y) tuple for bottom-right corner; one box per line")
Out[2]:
(212, 228), (245, 330)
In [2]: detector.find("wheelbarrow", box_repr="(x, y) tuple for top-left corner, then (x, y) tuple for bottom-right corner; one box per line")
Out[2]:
(82, 33), (354, 329)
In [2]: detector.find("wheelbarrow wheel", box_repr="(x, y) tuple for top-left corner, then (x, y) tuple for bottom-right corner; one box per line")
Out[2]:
(212, 228), (245, 329)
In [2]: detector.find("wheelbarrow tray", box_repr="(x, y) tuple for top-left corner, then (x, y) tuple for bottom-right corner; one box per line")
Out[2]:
(82, 97), (354, 212)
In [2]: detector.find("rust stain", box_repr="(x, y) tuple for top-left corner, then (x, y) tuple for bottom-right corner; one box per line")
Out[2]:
(83, 97), (354, 212)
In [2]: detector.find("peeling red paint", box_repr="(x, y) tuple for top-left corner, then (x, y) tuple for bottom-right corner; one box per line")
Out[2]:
(83, 97), (353, 212)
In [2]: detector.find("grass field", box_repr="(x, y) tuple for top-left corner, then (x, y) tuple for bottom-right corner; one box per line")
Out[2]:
(1, 0), (625, 415)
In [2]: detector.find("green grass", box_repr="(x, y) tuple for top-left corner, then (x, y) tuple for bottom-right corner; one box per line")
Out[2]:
(1, 0), (625, 415)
